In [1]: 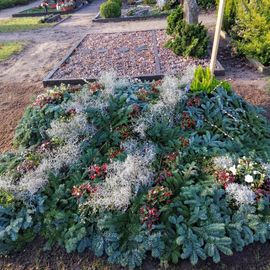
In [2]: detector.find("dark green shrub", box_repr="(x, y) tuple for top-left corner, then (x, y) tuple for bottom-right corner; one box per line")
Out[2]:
(100, 1), (121, 18)
(109, 0), (122, 7)
(166, 22), (209, 58)
(143, 0), (156, 4)
(197, 0), (216, 9)
(162, 0), (178, 11)
(166, 6), (209, 58)
(166, 6), (184, 35)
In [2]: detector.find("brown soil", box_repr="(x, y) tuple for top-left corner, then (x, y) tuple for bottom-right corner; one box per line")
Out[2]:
(1, 236), (270, 270)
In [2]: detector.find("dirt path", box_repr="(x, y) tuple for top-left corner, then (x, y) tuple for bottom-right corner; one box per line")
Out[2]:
(0, 6), (269, 153)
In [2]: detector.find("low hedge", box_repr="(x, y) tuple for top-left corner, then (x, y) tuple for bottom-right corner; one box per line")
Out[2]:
(0, 0), (32, 10)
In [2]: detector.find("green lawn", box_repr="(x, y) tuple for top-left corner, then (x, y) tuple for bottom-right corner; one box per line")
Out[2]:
(0, 42), (24, 61)
(0, 18), (54, 33)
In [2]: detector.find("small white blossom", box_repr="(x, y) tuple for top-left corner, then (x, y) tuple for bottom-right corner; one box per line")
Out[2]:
(245, 174), (254, 183)
(229, 165), (237, 175)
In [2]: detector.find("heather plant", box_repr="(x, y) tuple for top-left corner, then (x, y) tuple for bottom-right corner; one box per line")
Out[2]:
(1, 69), (270, 268)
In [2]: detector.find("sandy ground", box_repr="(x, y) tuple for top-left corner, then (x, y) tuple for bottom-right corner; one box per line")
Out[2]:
(0, 4), (269, 153)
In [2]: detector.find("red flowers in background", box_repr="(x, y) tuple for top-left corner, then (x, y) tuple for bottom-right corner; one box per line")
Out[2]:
(89, 163), (108, 180)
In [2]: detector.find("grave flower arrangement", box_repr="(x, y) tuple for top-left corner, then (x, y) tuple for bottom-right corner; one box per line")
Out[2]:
(1, 69), (270, 268)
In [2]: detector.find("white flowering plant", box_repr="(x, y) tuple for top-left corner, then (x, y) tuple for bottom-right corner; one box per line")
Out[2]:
(213, 156), (270, 201)
(1, 69), (270, 268)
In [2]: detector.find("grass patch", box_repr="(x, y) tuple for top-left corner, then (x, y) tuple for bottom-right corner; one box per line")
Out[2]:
(0, 42), (24, 61)
(0, 0), (32, 10)
(0, 18), (54, 33)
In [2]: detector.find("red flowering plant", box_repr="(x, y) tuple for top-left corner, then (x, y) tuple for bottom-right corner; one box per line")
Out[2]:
(116, 125), (132, 140)
(32, 91), (64, 109)
(151, 80), (162, 94)
(186, 96), (201, 107)
(161, 151), (180, 174)
(181, 111), (196, 130)
(16, 152), (42, 174)
(71, 162), (107, 200)
(136, 81), (161, 102)
(136, 88), (149, 101)
(89, 82), (104, 93)
(129, 104), (141, 118)
(89, 163), (108, 180)
(140, 186), (173, 229)
(179, 136), (189, 148)
(71, 183), (97, 199)
(107, 147), (124, 161)
(215, 170), (235, 189)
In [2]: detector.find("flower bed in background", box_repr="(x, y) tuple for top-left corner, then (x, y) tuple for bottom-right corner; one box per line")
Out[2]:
(12, 1), (87, 17)
(1, 68), (270, 268)
(93, 0), (174, 22)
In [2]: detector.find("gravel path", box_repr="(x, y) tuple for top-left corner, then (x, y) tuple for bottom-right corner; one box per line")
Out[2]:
(52, 30), (209, 80)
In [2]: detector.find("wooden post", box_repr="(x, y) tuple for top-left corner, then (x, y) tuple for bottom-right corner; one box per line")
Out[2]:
(210, 0), (226, 75)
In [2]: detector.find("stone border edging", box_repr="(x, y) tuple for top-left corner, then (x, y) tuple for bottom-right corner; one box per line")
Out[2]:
(92, 11), (168, 23)
(43, 30), (225, 87)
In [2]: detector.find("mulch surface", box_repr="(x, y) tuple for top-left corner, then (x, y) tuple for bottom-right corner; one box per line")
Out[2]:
(0, 81), (43, 153)
(1, 236), (270, 270)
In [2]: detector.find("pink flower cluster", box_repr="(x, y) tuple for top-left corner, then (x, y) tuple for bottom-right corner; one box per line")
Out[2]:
(32, 92), (63, 108)
(216, 170), (235, 189)
(181, 112), (196, 130)
(140, 186), (172, 229)
(89, 163), (108, 180)
(17, 159), (37, 174)
(71, 183), (97, 198)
